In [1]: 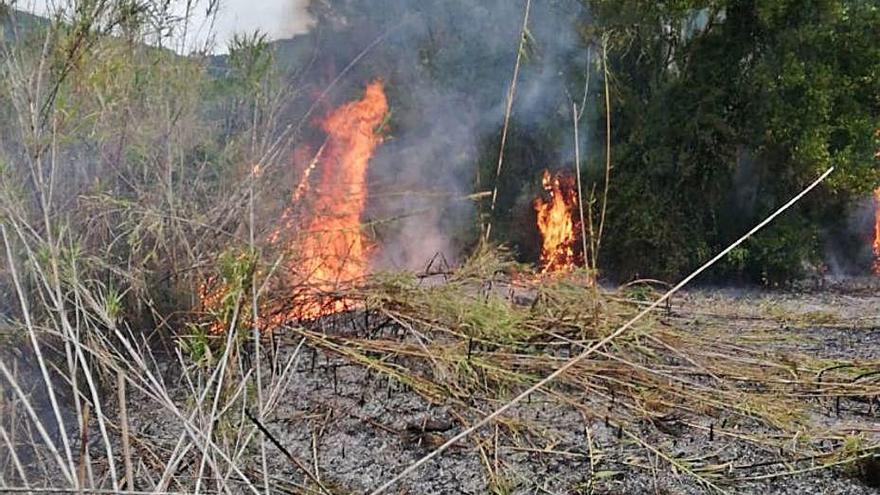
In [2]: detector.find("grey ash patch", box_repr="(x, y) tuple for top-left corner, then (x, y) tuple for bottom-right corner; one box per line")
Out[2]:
(251, 304), (879, 494)
(63, 286), (880, 494)
(257, 346), (486, 492)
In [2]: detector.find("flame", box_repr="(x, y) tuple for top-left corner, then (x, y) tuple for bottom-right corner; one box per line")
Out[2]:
(873, 187), (880, 275)
(201, 81), (388, 330)
(292, 81), (388, 318)
(534, 169), (580, 273)
(267, 143), (324, 245)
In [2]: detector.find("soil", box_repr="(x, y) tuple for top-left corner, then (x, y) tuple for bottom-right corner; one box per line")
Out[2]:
(7, 280), (880, 494)
(208, 282), (880, 494)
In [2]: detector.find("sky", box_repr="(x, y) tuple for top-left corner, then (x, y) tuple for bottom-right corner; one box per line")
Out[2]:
(18, 0), (314, 53)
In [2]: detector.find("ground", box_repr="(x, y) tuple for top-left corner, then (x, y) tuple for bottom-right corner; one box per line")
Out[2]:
(4, 275), (880, 494)
(120, 278), (880, 494)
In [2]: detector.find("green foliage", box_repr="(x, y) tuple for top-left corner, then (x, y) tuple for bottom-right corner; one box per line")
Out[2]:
(429, 287), (529, 343)
(738, 215), (820, 285)
(180, 322), (214, 366)
(227, 32), (273, 89)
(588, 0), (880, 282)
(303, 0), (878, 282)
(0, 3), (285, 333)
(210, 30), (281, 138)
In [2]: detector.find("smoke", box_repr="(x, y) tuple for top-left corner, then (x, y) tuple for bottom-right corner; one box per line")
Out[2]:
(732, 146), (878, 278)
(368, 86), (480, 270)
(289, 0), (591, 270)
(826, 194), (880, 277)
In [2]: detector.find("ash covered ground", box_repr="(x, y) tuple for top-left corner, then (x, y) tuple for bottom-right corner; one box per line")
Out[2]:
(114, 279), (880, 495)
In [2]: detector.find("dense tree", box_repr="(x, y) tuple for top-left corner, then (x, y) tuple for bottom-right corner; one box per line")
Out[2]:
(587, 0), (880, 281)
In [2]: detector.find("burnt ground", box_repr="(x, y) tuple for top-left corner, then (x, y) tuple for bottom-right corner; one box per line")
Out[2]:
(6, 279), (879, 494)
(116, 280), (880, 495)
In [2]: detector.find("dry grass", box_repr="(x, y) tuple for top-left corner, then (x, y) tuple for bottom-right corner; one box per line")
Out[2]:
(262, 247), (880, 492)
(3, 238), (880, 493)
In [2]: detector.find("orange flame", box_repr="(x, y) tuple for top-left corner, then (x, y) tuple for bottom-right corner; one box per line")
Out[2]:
(201, 81), (388, 330)
(873, 187), (880, 275)
(292, 81), (388, 318)
(534, 169), (580, 273)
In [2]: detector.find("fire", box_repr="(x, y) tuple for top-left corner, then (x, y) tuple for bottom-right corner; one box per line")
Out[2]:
(873, 187), (880, 275)
(201, 81), (388, 330)
(534, 169), (580, 273)
(292, 81), (388, 318)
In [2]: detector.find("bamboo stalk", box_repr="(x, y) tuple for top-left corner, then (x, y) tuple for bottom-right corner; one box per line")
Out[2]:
(595, 37), (613, 255)
(484, 0), (532, 242)
(572, 103), (589, 271)
(0, 225), (77, 486)
(117, 371), (134, 490)
(78, 403), (91, 489)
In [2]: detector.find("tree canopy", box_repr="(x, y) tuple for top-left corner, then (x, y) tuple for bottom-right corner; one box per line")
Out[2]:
(587, 0), (879, 281)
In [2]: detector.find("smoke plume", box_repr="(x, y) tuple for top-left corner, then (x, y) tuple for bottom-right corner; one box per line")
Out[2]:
(287, 0), (591, 270)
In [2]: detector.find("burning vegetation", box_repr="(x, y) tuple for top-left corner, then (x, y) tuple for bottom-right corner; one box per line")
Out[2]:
(287, 80), (388, 319)
(201, 81), (388, 330)
(534, 169), (581, 273)
(4, 3), (880, 495)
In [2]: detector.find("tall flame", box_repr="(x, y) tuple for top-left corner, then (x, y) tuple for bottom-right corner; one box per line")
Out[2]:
(200, 81), (388, 330)
(534, 169), (580, 273)
(873, 187), (880, 275)
(294, 81), (388, 317)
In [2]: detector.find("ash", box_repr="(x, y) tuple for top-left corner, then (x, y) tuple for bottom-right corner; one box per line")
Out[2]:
(10, 280), (876, 494)
(122, 284), (880, 494)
